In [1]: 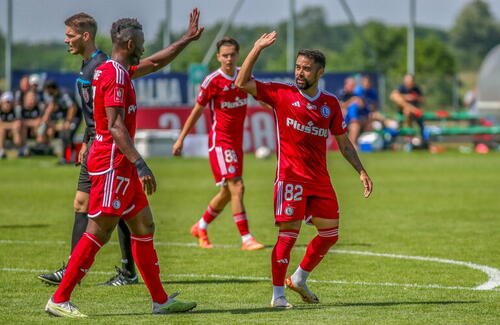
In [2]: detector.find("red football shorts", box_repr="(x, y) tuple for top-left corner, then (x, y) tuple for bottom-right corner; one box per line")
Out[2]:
(274, 180), (340, 224)
(88, 161), (148, 220)
(208, 145), (243, 186)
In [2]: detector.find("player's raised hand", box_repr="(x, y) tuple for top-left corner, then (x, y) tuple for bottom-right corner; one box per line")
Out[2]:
(254, 31), (277, 50)
(184, 8), (204, 41)
(134, 158), (157, 195)
(172, 140), (183, 156)
(360, 170), (373, 198)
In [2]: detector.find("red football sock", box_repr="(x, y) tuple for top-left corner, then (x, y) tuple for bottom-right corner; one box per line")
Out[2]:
(300, 227), (339, 272)
(53, 232), (103, 303)
(271, 229), (299, 286)
(202, 205), (220, 224)
(131, 234), (168, 304)
(233, 212), (249, 236)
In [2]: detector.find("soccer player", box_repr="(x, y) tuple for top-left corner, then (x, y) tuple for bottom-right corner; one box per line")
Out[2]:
(45, 16), (202, 318)
(172, 37), (264, 250)
(38, 9), (203, 287)
(235, 31), (373, 308)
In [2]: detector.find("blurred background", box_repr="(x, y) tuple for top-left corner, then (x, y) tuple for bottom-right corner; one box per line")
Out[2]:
(1, 0), (499, 159)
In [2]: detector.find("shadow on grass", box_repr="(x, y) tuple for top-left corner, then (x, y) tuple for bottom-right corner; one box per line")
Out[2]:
(163, 279), (262, 285)
(336, 242), (373, 247)
(0, 224), (49, 229)
(91, 301), (480, 317)
(328, 300), (481, 307)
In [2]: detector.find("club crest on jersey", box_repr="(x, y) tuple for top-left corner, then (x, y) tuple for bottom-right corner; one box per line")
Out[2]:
(320, 105), (331, 118)
(114, 87), (124, 103)
(112, 200), (121, 209)
(285, 206), (295, 216)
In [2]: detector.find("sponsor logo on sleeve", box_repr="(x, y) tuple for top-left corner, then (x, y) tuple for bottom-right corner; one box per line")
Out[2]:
(114, 87), (124, 103)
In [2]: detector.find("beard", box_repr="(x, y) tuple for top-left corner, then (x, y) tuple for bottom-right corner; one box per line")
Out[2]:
(130, 53), (141, 66)
(295, 77), (312, 90)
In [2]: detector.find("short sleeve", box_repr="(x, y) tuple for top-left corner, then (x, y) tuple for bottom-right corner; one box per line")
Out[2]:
(129, 65), (138, 77)
(254, 80), (278, 107)
(196, 79), (215, 107)
(102, 70), (126, 108)
(397, 85), (406, 93)
(330, 98), (348, 135)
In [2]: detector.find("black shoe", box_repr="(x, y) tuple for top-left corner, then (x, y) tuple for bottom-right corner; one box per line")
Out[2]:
(97, 266), (138, 286)
(37, 263), (66, 285)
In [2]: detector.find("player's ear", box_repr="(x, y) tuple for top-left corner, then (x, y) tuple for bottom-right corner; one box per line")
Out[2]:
(316, 67), (325, 79)
(82, 31), (90, 42)
(127, 39), (135, 52)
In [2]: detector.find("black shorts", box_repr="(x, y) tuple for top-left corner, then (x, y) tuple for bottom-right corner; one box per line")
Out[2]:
(77, 140), (92, 193)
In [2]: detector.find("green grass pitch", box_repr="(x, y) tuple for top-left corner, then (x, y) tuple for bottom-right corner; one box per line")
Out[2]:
(0, 151), (499, 324)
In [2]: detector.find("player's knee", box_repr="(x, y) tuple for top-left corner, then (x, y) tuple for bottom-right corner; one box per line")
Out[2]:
(229, 180), (245, 197)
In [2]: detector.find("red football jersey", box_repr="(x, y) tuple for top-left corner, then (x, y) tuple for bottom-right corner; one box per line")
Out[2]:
(197, 68), (248, 150)
(255, 80), (347, 186)
(88, 60), (138, 174)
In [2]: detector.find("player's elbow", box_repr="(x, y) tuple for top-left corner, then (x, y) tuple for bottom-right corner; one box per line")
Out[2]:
(234, 79), (245, 89)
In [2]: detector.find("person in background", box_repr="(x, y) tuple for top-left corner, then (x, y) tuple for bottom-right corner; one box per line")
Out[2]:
(0, 92), (23, 158)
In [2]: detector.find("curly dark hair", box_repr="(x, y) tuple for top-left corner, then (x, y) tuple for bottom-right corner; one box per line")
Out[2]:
(110, 18), (143, 44)
(297, 49), (326, 68)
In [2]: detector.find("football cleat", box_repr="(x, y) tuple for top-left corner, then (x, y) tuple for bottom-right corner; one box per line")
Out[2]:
(190, 222), (214, 248)
(45, 298), (87, 318)
(285, 276), (320, 303)
(152, 292), (197, 314)
(97, 266), (138, 286)
(241, 238), (265, 251)
(270, 296), (293, 309)
(37, 263), (66, 285)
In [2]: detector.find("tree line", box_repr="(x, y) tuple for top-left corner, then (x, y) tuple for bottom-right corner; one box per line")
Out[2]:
(0, 0), (499, 109)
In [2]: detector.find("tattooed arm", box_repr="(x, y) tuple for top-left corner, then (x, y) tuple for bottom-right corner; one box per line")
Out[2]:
(335, 133), (373, 198)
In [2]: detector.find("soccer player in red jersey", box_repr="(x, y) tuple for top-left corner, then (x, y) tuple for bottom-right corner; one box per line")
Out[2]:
(172, 38), (264, 251)
(236, 31), (373, 308)
(39, 9), (205, 287)
(45, 14), (203, 318)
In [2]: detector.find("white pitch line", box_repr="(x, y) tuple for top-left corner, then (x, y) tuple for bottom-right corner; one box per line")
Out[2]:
(2, 267), (499, 292)
(2, 239), (500, 290)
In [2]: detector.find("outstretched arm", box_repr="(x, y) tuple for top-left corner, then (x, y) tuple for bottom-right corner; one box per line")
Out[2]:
(132, 8), (204, 79)
(335, 133), (373, 198)
(235, 31), (277, 96)
(172, 102), (205, 156)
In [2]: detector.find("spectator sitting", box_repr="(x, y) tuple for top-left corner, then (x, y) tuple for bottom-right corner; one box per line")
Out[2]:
(337, 77), (369, 145)
(39, 80), (81, 163)
(0, 92), (23, 159)
(390, 74), (427, 147)
(20, 90), (45, 153)
(354, 75), (386, 126)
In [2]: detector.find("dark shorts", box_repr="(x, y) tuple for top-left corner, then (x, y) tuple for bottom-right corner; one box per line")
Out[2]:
(77, 140), (92, 193)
